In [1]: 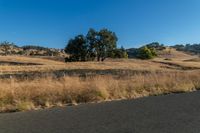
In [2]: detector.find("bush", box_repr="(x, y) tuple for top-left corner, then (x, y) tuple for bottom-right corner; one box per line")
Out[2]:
(109, 48), (128, 59)
(137, 46), (156, 59)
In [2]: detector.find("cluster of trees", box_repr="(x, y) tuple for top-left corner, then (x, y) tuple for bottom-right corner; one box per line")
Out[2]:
(65, 28), (128, 62)
(22, 45), (61, 56)
(145, 42), (166, 51)
(172, 44), (200, 54)
(126, 42), (162, 59)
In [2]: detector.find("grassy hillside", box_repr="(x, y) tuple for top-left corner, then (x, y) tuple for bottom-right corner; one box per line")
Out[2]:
(0, 42), (67, 57)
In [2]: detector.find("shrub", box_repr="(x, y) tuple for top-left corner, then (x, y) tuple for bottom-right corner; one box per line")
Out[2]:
(109, 47), (128, 59)
(137, 46), (156, 59)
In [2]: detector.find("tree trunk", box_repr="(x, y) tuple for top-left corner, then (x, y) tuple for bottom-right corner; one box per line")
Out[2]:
(97, 57), (100, 61)
(101, 57), (106, 62)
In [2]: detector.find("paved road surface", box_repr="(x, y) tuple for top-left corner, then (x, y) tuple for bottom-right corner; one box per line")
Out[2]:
(1, 91), (200, 133)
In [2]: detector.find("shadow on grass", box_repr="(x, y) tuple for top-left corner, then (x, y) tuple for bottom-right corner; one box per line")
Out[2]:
(0, 61), (43, 66)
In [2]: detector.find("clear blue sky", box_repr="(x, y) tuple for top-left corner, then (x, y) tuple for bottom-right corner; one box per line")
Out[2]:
(0, 0), (200, 48)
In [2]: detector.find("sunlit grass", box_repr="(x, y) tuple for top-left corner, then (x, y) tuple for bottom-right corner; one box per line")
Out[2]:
(0, 71), (199, 112)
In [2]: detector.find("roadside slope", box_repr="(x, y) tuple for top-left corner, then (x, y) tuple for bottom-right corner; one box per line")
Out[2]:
(1, 91), (200, 133)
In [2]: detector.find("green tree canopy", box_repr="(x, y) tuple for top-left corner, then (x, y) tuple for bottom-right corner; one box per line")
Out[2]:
(65, 35), (89, 62)
(110, 47), (128, 59)
(65, 28), (120, 62)
(137, 46), (155, 59)
(87, 28), (118, 61)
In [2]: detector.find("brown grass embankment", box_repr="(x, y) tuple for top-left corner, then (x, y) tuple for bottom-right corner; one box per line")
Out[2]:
(0, 70), (199, 112)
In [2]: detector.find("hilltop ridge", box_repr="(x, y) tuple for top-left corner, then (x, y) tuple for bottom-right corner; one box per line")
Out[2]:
(0, 42), (67, 57)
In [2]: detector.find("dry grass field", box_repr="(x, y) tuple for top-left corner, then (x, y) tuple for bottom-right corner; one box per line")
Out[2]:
(0, 49), (200, 112)
(0, 56), (164, 74)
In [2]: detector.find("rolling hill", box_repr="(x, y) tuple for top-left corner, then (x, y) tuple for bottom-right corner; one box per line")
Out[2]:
(0, 43), (67, 57)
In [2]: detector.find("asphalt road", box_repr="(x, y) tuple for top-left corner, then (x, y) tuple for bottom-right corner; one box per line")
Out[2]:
(1, 91), (200, 133)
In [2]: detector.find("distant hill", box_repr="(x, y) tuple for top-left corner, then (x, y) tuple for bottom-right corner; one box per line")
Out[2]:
(126, 42), (166, 58)
(0, 42), (67, 57)
(171, 44), (200, 55)
(157, 47), (196, 60)
(1, 41), (199, 60)
(126, 42), (200, 59)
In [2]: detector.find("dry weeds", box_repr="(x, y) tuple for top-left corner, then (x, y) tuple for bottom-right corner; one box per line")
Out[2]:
(0, 70), (199, 112)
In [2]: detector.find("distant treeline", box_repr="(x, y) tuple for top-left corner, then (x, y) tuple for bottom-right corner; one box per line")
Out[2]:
(171, 44), (200, 55)
(22, 45), (50, 51)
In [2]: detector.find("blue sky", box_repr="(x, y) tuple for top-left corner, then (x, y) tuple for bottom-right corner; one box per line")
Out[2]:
(0, 0), (200, 48)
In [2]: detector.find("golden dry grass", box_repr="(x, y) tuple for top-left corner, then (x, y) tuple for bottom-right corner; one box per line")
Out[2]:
(0, 71), (200, 112)
(0, 53), (199, 74)
(154, 48), (200, 69)
(158, 47), (196, 60)
(0, 57), (168, 74)
(0, 55), (65, 65)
